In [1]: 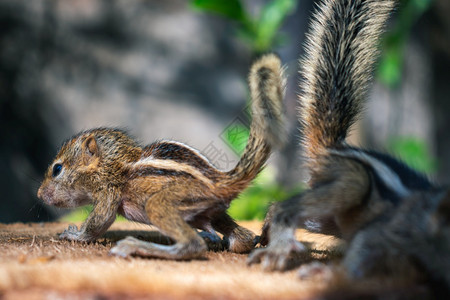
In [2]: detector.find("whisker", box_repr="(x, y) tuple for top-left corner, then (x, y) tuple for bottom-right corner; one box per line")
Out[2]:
(27, 202), (39, 214)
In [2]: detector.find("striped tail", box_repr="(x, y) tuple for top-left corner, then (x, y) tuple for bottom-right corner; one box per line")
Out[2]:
(298, 0), (394, 160)
(222, 54), (286, 192)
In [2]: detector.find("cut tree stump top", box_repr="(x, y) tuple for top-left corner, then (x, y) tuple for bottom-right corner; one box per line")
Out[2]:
(0, 221), (343, 300)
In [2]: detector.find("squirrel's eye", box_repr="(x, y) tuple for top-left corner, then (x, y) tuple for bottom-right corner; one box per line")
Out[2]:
(52, 164), (63, 177)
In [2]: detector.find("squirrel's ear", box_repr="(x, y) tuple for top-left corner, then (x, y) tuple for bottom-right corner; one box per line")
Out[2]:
(83, 136), (98, 158)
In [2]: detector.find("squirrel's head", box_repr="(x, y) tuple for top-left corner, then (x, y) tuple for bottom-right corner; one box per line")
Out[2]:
(37, 128), (141, 207)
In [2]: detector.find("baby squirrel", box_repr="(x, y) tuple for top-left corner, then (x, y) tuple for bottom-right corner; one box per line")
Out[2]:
(37, 54), (286, 260)
(248, 0), (450, 292)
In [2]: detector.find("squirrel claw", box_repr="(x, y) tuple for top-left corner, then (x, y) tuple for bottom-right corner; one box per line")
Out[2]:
(247, 239), (306, 271)
(59, 224), (81, 240)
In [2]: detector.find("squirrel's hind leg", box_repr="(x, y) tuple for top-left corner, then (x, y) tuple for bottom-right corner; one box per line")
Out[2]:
(248, 158), (371, 271)
(110, 187), (207, 260)
(110, 235), (206, 260)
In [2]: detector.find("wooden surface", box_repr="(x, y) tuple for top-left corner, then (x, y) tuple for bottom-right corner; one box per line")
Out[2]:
(0, 221), (345, 299)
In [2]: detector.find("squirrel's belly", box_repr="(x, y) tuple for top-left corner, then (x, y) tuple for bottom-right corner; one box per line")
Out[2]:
(118, 200), (151, 224)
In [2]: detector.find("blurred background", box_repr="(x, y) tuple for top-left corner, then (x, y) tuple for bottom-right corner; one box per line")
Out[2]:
(0, 0), (449, 223)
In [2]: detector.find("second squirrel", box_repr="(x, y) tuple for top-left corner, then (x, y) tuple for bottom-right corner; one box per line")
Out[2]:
(248, 0), (450, 292)
(37, 54), (286, 260)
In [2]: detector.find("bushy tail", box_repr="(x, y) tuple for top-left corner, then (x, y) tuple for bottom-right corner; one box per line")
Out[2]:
(222, 54), (286, 192)
(299, 0), (394, 160)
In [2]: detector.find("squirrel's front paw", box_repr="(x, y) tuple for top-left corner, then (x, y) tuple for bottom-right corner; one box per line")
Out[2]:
(59, 224), (84, 241)
(247, 239), (306, 271)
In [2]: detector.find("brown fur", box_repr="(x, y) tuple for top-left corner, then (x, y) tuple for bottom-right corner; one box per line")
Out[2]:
(37, 54), (286, 259)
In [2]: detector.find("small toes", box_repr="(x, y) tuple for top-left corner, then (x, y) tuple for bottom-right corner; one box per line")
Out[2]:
(248, 248), (291, 272)
(261, 253), (282, 271)
(247, 249), (264, 265)
(275, 255), (288, 271)
(261, 255), (273, 271)
(59, 231), (71, 240)
(68, 224), (78, 232)
(59, 224), (80, 240)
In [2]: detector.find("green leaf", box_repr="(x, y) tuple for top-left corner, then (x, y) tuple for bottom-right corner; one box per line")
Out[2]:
(254, 0), (296, 52)
(59, 205), (127, 222)
(378, 47), (403, 87)
(59, 205), (92, 222)
(377, 0), (433, 88)
(190, 0), (246, 22)
(228, 168), (303, 220)
(189, 0), (296, 54)
(387, 137), (437, 173)
(410, 0), (432, 13)
(222, 123), (250, 154)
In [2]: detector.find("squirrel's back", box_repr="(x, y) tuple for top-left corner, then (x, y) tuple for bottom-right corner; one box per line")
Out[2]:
(299, 0), (394, 160)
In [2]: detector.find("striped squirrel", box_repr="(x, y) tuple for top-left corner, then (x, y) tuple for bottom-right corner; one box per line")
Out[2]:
(37, 54), (286, 260)
(248, 0), (450, 290)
